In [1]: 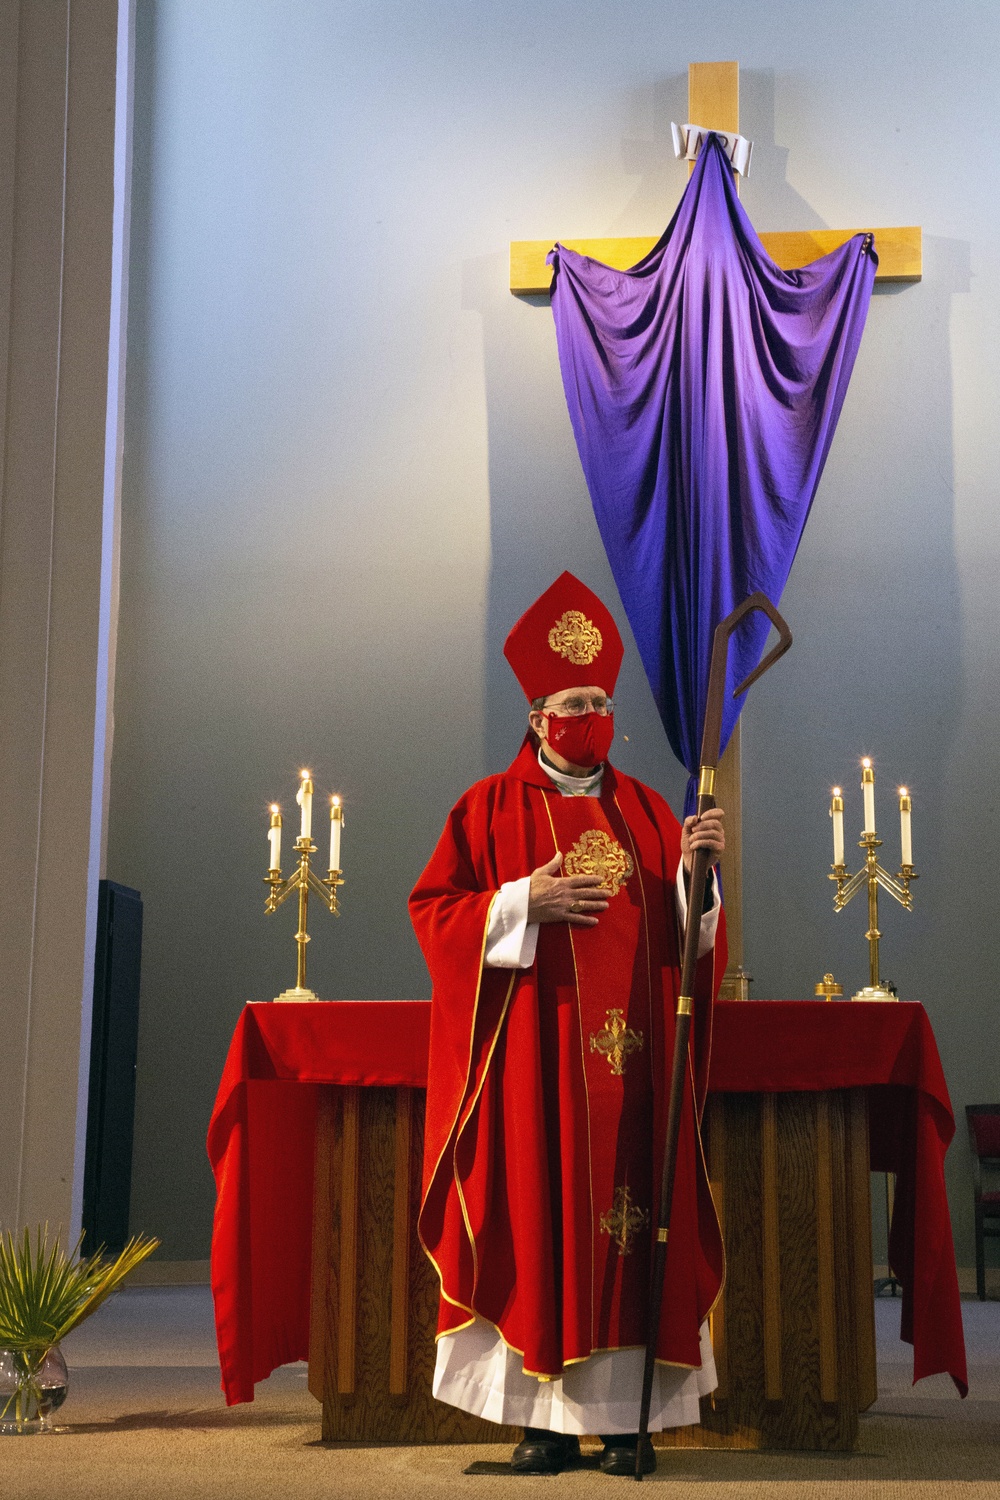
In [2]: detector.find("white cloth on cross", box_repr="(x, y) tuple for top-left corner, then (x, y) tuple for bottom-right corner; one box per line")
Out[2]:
(671, 122), (753, 177)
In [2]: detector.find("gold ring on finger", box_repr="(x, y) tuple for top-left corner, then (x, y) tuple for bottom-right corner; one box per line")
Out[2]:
(570, 900), (583, 913)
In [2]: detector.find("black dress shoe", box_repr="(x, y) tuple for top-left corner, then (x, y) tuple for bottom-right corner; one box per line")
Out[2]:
(598, 1433), (656, 1476)
(510, 1429), (582, 1474)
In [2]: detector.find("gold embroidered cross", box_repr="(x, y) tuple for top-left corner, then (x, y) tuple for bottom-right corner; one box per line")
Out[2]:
(590, 1008), (644, 1076)
(563, 828), (633, 897)
(599, 1185), (650, 1256)
(548, 609), (603, 665)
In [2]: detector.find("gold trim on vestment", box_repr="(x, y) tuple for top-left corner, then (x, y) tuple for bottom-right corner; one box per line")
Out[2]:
(453, 969), (518, 1294)
(539, 788), (597, 1351)
(418, 894), (501, 1323)
(613, 793), (655, 1095)
(435, 1311), (705, 1376)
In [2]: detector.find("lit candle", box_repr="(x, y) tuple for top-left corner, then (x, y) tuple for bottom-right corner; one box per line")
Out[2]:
(268, 805), (282, 870)
(899, 787), (913, 867)
(830, 787), (845, 866)
(297, 770), (313, 841)
(861, 758), (875, 835)
(330, 795), (343, 871)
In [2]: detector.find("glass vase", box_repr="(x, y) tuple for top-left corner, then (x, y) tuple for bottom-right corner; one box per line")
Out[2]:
(0, 1345), (69, 1434)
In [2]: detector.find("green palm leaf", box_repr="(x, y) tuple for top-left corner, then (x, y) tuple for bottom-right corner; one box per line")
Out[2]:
(0, 1227), (159, 1352)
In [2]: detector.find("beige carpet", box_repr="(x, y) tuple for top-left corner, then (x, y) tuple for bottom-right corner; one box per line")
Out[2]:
(0, 1289), (996, 1499)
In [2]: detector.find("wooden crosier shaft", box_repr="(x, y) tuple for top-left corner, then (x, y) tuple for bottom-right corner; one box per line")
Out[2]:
(635, 592), (792, 1479)
(634, 799), (714, 1471)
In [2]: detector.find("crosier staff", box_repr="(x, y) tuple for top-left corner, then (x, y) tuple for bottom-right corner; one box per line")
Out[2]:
(635, 592), (793, 1479)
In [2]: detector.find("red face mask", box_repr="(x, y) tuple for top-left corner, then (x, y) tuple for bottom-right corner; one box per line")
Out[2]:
(543, 710), (615, 768)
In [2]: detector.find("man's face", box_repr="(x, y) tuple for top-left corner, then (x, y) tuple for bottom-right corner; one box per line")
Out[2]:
(528, 687), (612, 768)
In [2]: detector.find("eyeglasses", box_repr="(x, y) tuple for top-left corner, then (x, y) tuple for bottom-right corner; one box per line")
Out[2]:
(540, 695), (614, 717)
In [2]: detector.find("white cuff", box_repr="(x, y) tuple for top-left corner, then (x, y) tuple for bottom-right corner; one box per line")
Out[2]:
(674, 857), (721, 960)
(484, 877), (540, 969)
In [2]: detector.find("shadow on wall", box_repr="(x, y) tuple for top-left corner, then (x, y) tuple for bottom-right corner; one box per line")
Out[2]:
(744, 233), (972, 1259)
(612, 67), (831, 236)
(462, 244), (694, 811)
(747, 232), (971, 981)
(459, 75), (705, 809)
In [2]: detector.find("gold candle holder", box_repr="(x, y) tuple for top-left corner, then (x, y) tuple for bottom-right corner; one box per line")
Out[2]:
(264, 799), (344, 1002)
(828, 761), (916, 1000)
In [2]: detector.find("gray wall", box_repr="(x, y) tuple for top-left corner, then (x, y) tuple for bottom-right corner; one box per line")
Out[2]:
(0, 0), (127, 1240)
(108, 0), (1000, 1261)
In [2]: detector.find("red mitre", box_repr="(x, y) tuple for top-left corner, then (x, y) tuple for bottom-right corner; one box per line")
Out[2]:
(503, 571), (624, 700)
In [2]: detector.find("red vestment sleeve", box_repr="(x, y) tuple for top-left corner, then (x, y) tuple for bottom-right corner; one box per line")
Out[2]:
(409, 777), (509, 1205)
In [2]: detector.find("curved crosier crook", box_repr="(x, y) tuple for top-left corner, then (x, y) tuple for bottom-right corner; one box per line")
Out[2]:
(700, 591), (794, 775)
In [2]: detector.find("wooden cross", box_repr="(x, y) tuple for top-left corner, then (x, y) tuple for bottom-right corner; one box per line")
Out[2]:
(510, 61), (921, 293)
(509, 63), (921, 993)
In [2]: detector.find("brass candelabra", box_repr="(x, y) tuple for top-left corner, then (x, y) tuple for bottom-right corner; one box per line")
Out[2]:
(264, 839), (343, 1001)
(828, 762), (916, 1001)
(263, 776), (344, 1002)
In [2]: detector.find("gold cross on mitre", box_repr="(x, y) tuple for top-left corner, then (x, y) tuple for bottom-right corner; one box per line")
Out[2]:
(590, 1007), (644, 1076)
(599, 1184), (650, 1255)
(510, 61), (921, 293)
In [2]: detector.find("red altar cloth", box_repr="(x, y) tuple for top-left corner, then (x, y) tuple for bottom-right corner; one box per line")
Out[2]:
(207, 999), (967, 1406)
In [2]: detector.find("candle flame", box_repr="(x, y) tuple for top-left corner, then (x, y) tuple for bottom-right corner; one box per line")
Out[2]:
(270, 803), (280, 814)
(861, 757), (872, 769)
(899, 787), (908, 798)
(832, 786), (842, 797)
(331, 795), (341, 807)
(300, 769), (311, 780)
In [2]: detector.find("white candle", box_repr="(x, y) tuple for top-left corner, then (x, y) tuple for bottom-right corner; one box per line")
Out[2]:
(830, 787), (844, 866)
(330, 795), (343, 871)
(297, 770), (313, 841)
(861, 759), (875, 835)
(899, 787), (913, 867)
(268, 805), (282, 870)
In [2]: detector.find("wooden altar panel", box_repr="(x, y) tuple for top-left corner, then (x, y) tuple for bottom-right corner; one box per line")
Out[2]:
(309, 1084), (517, 1444)
(309, 1084), (875, 1450)
(656, 1087), (876, 1450)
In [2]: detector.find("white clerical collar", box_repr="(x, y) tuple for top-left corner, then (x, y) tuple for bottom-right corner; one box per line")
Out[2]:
(537, 748), (604, 797)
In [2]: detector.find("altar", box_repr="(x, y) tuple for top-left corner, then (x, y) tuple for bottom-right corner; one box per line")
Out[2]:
(208, 999), (966, 1451)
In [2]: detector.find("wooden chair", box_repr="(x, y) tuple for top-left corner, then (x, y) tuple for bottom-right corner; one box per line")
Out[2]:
(966, 1105), (1000, 1300)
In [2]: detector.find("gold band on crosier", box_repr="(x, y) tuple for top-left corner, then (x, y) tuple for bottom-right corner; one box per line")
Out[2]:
(656, 1227), (669, 1244)
(676, 995), (693, 1017)
(697, 765), (716, 798)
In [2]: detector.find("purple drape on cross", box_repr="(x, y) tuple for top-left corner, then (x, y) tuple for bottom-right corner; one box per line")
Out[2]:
(548, 134), (877, 807)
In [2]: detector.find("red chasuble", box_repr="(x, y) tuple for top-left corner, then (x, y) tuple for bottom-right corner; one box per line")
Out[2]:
(410, 738), (725, 1380)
